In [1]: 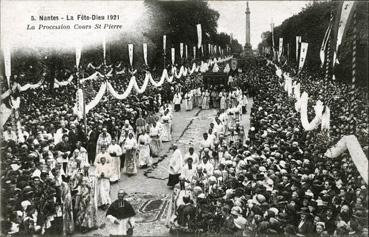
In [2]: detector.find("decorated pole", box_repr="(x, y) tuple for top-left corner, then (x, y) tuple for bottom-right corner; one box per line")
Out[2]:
(143, 43), (148, 65)
(350, 9), (358, 133)
(4, 44), (11, 88)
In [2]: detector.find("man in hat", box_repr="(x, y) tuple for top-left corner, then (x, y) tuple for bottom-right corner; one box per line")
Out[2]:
(106, 190), (136, 236)
(167, 144), (183, 188)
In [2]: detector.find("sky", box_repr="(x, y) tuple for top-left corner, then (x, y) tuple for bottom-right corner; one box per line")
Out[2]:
(1, 0), (308, 51)
(208, 1), (310, 49)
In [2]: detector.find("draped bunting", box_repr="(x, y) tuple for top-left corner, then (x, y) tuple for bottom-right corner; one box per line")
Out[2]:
(85, 82), (106, 114)
(54, 75), (74, 87)
(87, 63), (102, 70)
(1, 97), (20, 127)
(300, 92), (324, 131)
(16, 79), (44, 92)
(278, 67), (330, 131)
(325, 135), (368, 184)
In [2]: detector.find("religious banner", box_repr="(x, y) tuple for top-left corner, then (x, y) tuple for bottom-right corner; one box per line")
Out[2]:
(278, 38), (283, 62)
(3, 44), (11, 87)
(201, 44), (204, 56)
(333, 1), (356, 66)
(128, 44), (134, 67)
(180, 43), (184, 58)
(171, 48), (175, 65)
(185, 45), (188, 59)
(196, 24), (202, 48)
(218, 46), (221, 55)
(296, 36), (301, 62)
(143, 43), (148, 65)
(193, 46), (196, 59)
(271, 23), (275, 54)
(320, 21), (332, 67)
(208, 44), (211, 55)
(76, 43), (82, 69)
(163, 35), (166, 53)
(298, 42), (308, 73)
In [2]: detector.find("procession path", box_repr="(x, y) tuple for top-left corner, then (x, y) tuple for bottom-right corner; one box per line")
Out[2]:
(86, 99), (253, 236)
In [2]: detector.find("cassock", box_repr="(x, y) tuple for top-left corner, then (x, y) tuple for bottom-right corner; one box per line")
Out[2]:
(167, 148), (183, 187)
(106, 200), (136, 236)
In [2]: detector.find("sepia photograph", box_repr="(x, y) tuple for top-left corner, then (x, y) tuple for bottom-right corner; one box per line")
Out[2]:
(0, 0), (368, 236)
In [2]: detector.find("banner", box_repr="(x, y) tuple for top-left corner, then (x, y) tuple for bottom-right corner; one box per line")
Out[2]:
(128, 44), (134, 67)
(193, 46), (196, 59)
(171, 48), (175, 65)
(3, 45), (11, 87)
(163, 35), (166, 52)
(298, 42), (308, 73)
(208, 44), (211, 55)
(271, 23), (275, 54)
(201, 44), (204, 56)
(103, 35), (106, 64)
(143, 43), (148, 65)
(76, 43), (82, 69)
(325, 135), (368, 184)
(185, 45), (188, 59)
(296, 36), (301, 62)
(196, 24), (202, 48)
(180, 43), (184, 58)
(333, 1), (356, 65)
(278, 38), (283, 62)
(320, 21), (332, 67)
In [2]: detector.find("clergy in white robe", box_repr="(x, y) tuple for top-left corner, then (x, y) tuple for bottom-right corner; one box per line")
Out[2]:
(107, 139), (123, 182)
(95, 155), (112, 208)
(73, 141), (89, 168)
(173, 92), (182, 112)
(96, 128), (112, 155)
(160, 110), (172, 142)
(122, 133), (138, 175)
(167, 144), (183, 187)
(138, 131), (152, 168)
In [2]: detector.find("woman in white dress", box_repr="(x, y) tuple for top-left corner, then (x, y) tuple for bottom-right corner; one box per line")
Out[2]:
(138, 130), (152, 168)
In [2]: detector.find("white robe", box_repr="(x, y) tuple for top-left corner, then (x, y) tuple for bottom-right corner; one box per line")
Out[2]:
(169, 149), (183, 175)
(107, 144), (123, 182)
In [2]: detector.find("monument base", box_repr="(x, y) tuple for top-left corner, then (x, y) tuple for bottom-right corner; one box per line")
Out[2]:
(241, 44), (253, 57)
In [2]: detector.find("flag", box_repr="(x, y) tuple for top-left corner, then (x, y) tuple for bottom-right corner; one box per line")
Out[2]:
(180, 43), (184, 58)
(298, 42), (308, 73)
(320, 20), (333, 67)
(163, 35), (166, 53)
(76, 43), (82, 69)
(128, 44), (133, 67)
(196, 24), (202, 49)
(201, 44), (204, 56)
(171, 48), (175, 65)
(193, 46), (196, 59)
(278, 38), (283, 62)
(143, 43), (148, 65)
(208, 44), (211, 54)
(271, 23), (275, 53)
(296, 36), (301, 62)
(332, 1), (356, 66)
(3, 44), (11, 87)
(185, 45), (188, 59)
(102, 35), (106, 64)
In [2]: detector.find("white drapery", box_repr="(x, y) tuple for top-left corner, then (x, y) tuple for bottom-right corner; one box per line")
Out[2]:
(325, 135), (368, 184)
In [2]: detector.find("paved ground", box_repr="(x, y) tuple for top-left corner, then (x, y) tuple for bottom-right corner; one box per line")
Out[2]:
(84, 99), (253, 236)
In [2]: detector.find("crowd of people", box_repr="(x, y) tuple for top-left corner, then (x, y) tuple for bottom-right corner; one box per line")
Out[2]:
(1, 54), (367, 236)
(0, 56), (231, 235)
(166, 58), (368, 236)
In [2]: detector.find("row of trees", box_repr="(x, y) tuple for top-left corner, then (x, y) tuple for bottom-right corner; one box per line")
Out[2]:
(258, 1), (368, 87)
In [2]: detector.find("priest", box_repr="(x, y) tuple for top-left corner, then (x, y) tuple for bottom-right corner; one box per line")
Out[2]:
(106, 190), (136, 236)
